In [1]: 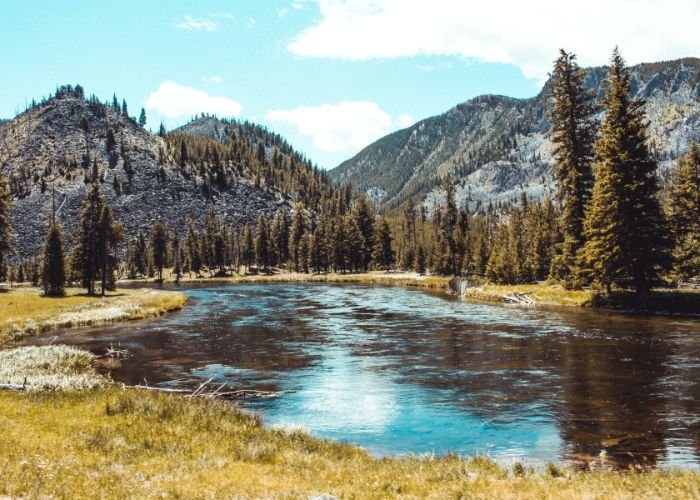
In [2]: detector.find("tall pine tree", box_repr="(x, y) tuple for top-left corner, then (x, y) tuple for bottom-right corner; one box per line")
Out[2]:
(42, 221), (65, 297)
(581, 49), (670, 294)
(546, 49), (596, 288)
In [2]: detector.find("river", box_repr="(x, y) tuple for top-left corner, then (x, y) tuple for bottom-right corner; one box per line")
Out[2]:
(20, 283), (700, 469)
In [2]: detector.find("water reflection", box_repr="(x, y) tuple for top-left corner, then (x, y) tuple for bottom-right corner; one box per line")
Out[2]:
(20, 283), (700, 469)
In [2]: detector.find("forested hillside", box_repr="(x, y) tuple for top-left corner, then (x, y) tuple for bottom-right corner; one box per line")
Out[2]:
(331, 58), (700, 210)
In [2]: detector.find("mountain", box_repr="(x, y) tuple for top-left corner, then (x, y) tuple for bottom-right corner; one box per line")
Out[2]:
(0, 86), (323, 259)
(330, 58), (700, 210)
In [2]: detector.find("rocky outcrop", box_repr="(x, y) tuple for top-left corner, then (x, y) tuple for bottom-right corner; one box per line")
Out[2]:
(0, 92), (292, 259)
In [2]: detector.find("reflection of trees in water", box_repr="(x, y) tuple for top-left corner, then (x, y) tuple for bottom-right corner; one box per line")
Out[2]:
(558, 335), (671, 469)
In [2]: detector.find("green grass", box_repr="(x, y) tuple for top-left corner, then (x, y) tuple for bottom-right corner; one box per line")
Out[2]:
(0, 287), (189, 346)
(0, 389), (698, 498)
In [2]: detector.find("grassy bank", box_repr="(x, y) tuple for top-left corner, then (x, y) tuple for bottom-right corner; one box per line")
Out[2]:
(0, 287), (188, 346)
(464, 284), (700, 314)
(125, 270), (452, 291)
(464, 284), (598, 307)
(0, 389), (698, 499)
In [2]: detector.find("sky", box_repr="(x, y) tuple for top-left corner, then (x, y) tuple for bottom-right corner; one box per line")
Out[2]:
(1, 0), (698, 169)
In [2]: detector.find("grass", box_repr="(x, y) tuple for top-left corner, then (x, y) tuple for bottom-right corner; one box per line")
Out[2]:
(0, 287), (188, 346)
(464, 283), (700, 313)
(0, 389), (698, 499)
(0, 345), (108, 391)
(127, 270), (452, 291)
(464, 284), (598, 307)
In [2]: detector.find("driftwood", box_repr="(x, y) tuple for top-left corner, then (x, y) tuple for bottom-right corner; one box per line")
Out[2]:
(0, 377), (27, 391)
(504, 292), (535, 306)
(132, 379), (280, 401)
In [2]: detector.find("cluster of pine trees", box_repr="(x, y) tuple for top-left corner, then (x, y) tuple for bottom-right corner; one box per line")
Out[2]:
(387, 49), (699, 294)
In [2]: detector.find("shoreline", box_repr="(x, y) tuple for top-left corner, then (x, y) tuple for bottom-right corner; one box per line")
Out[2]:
(1, 387), (698, 497)
(0, 287), (188, 347)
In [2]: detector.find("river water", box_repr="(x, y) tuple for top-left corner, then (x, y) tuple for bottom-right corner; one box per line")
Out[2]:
(21, 283), (700, 469)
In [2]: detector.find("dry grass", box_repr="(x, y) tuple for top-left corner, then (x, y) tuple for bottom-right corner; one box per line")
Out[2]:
(464, 284), (598, 307)
(0, 287), (188, 346)
(126, 270), (452, 291)
(0, 389), (698, 498)
(0, 345), (108, 391)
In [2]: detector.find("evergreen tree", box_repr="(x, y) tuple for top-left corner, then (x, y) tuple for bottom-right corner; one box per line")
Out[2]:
(255, 215), (271, 273)
(667, 143), (700, 281)
(42, 221), (65, 296)
(241, 223), (254, 273)
(414, 245), (426, 274)
(186, 220), (202, 277)
(440, 177), (459, 275)
(71, 182), (106, 295)
(581, 49), (670, 294)
(172, 229), (182, 283)
(150, 220), (169, 281)
(288, 205), (307, 272)
(139, 108), (147, 127)
(0, 175), (14, 279)
(547, 50), (596, 288)
(372, 219), (395, 270)
(351, 194), (376, 271)
(97, 204), (122, 294)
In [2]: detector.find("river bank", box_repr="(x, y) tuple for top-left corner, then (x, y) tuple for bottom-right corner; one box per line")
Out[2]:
(0, 287), (188, 346)
(1, 388), (698, 498)
(464, 283), (700, 315)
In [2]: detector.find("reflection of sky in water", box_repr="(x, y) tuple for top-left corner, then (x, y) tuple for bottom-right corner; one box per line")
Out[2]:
(22, 283), (700, 469)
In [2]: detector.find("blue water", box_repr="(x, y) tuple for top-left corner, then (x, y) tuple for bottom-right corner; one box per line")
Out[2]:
(26, 283), (700, 469)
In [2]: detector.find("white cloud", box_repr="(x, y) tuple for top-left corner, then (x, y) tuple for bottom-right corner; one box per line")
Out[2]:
(266, 101), (413, 153)
(246, 17), (256, 28)
(174, 15), (217, 32)
(277, 7), (289, 17)
(146, 81), (242, 118)
(396, 114), (414, 128)
(202, 76), (223, 83)
(288, 0), (700, 80)
(211, 12), (236, 20)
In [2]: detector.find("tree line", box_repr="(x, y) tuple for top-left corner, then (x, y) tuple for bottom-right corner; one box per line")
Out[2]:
(0, 49), (697, 296)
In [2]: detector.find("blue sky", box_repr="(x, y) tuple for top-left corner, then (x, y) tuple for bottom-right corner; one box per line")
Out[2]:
(1, 0), (698, 168)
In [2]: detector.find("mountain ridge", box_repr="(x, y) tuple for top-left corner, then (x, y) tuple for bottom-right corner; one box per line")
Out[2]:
(330, 57), (700, 209)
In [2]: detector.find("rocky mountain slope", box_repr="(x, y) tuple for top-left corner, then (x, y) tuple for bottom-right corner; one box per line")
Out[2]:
(330, 58), (700, 210)
(0, 87), (314, 259)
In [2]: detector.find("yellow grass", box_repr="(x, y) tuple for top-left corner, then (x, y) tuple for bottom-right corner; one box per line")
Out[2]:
(464, 284), (598, 307)
(127, 270), (452, 291)
(0, 287), (188, 346)
(0, 389), (698, 499)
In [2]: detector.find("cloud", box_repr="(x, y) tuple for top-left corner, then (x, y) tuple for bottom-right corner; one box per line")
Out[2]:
(146, 81), (242, 118)
(174, 15), (217, 32)
(288, 0), (700, 80)
(396, 114), (414, 128)
(277, 7), (289, 17)
(202, 76), (223, 83)
(266, 101), (411, 153)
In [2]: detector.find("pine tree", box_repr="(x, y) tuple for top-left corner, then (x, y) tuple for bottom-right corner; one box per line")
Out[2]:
(372, 219), (394, 270)
(97, 204), (122, 295)
(546, 50), (596, 288)
(172, 229), (182, 283)
(667, 143), (700, 281)
(139, 108), (147, 127)
(351, 194), (375, 271)
(289, 205), (307, 272)
(241, 223), (254, 273)
(440, 177), (459, 275)
(71, 182), (106, 295)
(414, 245), (426, 274)
(0, 175), (14, 280)
(255, 215), (271, 273)
(150, 220), (169, 282)
(42, 222), (65, 297)
(581, 49), (670, 294)
(186, 220), (202, 277)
